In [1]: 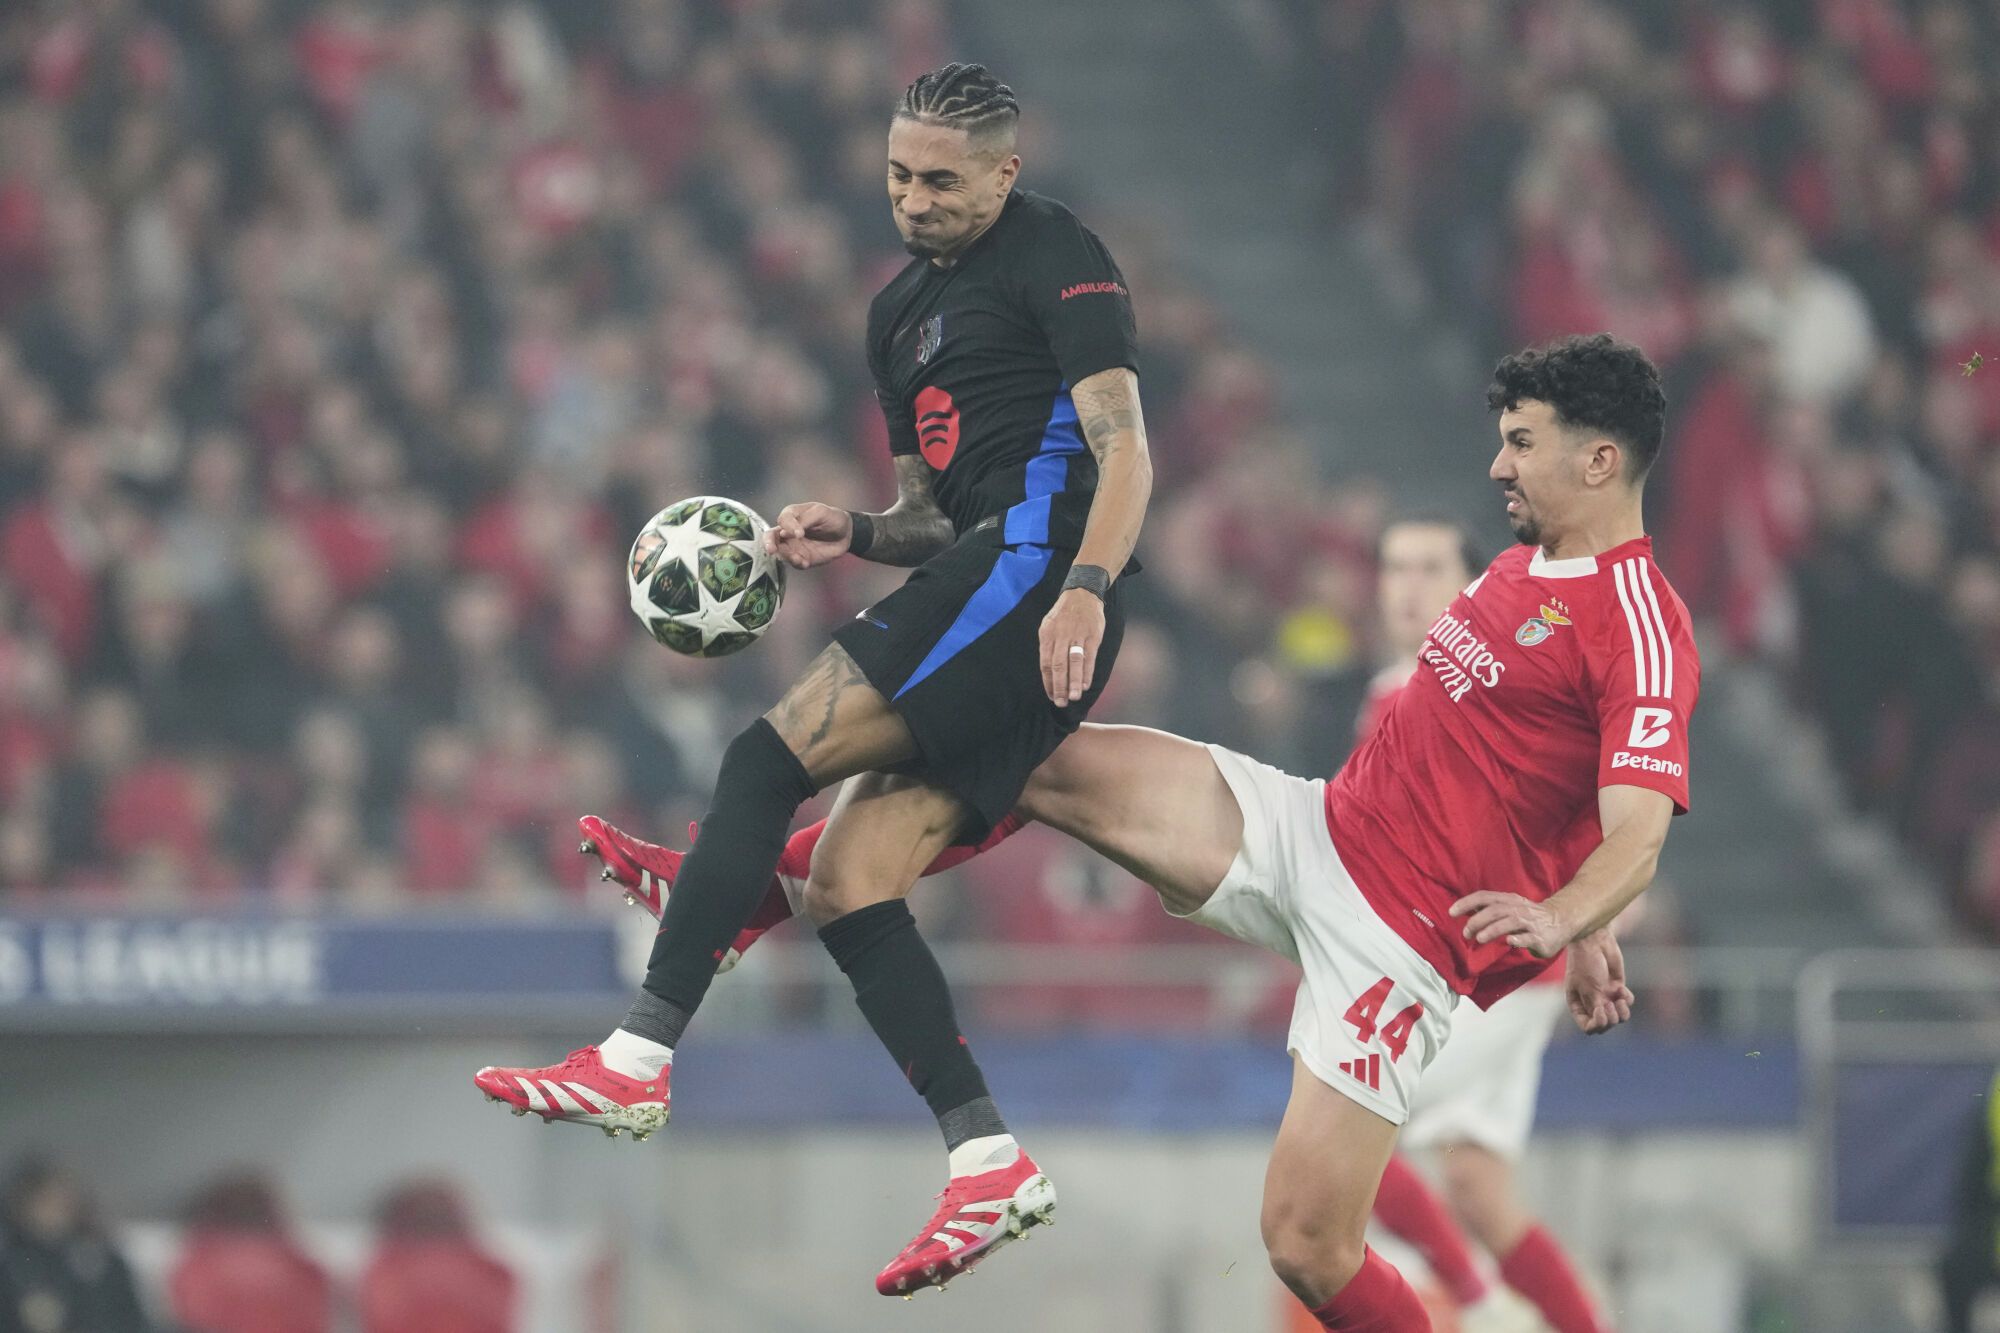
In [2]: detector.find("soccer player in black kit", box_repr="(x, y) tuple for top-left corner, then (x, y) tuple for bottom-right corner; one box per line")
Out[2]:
(474, 63), (1154, 1294)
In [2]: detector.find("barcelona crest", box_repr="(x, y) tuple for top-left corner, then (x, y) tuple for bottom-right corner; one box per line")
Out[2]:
(915, 314), (943, 366)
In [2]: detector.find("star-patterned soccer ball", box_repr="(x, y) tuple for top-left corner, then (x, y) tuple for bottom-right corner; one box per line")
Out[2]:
(626, 497), (786, 657)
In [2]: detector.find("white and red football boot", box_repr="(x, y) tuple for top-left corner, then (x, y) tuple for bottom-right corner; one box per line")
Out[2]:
(577, 815), (684, 924)
(874, 1152), (1057, 1296)
(473, 1046), (670, 1140)
(580, 815), (797, 970)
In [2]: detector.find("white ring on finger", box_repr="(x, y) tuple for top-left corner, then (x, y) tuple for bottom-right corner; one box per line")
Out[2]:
(1068, 645), (1085, 656)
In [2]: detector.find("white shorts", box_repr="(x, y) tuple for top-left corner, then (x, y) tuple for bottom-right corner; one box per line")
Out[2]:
(1401, 979), (1565, 1160)
(1177, 745), (1457, 1125)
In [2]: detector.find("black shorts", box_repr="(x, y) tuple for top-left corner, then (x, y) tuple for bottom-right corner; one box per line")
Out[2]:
(833, 524), (1126, 843)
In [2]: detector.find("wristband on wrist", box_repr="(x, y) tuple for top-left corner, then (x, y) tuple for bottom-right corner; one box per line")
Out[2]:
(1061, 563), (1112, 599)
(846, 511), (875, 557)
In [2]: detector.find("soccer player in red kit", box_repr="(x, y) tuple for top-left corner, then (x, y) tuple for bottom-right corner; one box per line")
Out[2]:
(1361, 517), (1613, 1333)
(584, 333), (1696, 1324)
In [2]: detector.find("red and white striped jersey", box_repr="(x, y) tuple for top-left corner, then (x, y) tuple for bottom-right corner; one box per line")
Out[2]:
(1325, 536), (1699, 1008)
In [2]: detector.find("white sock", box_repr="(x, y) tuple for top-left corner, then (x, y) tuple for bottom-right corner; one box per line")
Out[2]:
(776, 870), (807, 916)
(947, 1134), (1019, 1179)
(599, 1028), (673, 1080)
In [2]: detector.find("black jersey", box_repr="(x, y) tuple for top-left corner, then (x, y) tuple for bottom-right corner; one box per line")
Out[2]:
(866, 190), (1138, 551)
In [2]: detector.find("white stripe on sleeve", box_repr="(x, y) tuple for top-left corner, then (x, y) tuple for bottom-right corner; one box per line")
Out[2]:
(1612, 561), (1655, 696)
(1634, 558), (1674, 697)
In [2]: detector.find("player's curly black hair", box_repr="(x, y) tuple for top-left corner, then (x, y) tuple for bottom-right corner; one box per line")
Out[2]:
(1486, 334), (1667, 480)
(896, 62), (1019, 151)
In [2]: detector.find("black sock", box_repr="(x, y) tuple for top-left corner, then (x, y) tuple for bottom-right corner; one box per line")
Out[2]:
(818, 899), (1004, 1150)
(626, 718), (817, 1048)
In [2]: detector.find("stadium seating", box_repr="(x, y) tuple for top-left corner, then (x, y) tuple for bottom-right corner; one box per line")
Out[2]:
(1306, 0), (2000, 931)
(0, 0), (1357, 917)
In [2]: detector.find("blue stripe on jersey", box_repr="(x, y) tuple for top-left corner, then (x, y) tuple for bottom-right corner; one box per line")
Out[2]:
(1002, 385), (1084, 546)
(894, 545), (1055, 700)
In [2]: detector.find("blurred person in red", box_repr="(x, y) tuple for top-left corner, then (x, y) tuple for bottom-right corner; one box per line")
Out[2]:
(961, 821), (1232, 1034)
(360, 1179), (515, 1333)
(402, 726), (491, 897)
(167, 1171), (330, 1333)
(45, 687), (216, 890)
(1, 429), (116, 666)
(0, 1156), (149, 1333)
(0, 628), (65, 811)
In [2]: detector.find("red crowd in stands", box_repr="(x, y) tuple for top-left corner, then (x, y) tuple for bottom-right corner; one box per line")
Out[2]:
(0, 0), (1383, 933)
(1305, 0), (2000, 929)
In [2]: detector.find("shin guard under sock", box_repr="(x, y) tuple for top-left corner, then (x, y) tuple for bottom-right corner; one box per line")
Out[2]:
(626, 719), (817, 1046)
(818, 899), (1002, 1148)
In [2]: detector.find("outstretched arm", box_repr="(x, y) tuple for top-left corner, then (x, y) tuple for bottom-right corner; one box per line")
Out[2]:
(1040, 367), (1153, 703)
(763, 454), (956, 571)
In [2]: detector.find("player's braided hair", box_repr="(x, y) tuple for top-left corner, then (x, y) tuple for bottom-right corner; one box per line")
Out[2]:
(1486, 333), (1667, 480)
(896, 62), (1019, 149)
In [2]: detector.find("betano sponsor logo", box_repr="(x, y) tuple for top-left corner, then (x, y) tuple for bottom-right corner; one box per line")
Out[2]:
(1611, 751), (1683, 776)
(1419, 608), (1506, 703)
(1626, 706), (1673, 749)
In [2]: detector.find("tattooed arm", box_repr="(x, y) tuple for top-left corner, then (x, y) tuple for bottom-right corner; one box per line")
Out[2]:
(848, 454), (957, 567)
(764, 454), (956, 571)
(1066, 367), (1153, 579)
(1038, 366), (1153, 703)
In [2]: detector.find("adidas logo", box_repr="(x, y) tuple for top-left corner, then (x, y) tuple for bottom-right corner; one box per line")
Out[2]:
(1337, 1054), (1381, 1091)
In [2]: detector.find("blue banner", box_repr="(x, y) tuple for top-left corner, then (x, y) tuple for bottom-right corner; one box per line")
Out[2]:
(0, 916), (627, 1013)
(0, 915), (1811, 1136)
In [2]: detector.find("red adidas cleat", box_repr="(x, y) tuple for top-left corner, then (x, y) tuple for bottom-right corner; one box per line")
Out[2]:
(473, 1046), (669, 1140)
(578, 815), (770, 972)
(578, 815), (682, 920)
(874, 1152), (1057, 1296)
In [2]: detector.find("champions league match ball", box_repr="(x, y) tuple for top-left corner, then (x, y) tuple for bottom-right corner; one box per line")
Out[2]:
(626, 496), (786, 657)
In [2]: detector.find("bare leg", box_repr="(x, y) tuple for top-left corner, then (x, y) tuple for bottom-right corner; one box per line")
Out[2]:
(1014, 724), (1243, 916)
(759, 722), (1241, 923)
(803, 773), (1019, 1157)
(1262, 1056), (1431, 1326)
(763, 642), (921, 785)
(802, 772), (972, 925)
(1445, 1145), (1609, 1333)
(632, 643), (915, 1045)
(1437, 1143), (1531, 1257)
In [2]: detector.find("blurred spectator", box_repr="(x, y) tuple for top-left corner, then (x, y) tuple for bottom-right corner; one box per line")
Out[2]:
(0, 0), (1344, 920)
(0, 1156), (149, 1333)
(963, 825), (1266, 1032)
(1727, 216), (1878, 406)
(167, 1171), (330, 1333)
(360, 1180), (515, 1333)
(1292, 0), (2000, 933)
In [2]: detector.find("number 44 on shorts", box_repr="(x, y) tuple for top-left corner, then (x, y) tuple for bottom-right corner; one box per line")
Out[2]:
(1343, 977), (1425, 1063)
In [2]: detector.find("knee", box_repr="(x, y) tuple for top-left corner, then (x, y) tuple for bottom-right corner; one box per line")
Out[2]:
(800, 856), (896, 928)
(715, 720), (818, 806)
(800, 873), (855, 927)
(1261, 1206), (1365, 1307)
